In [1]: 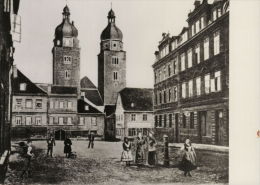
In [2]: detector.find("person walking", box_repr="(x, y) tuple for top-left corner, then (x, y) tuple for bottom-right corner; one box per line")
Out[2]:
(20, 139), (34, 178)
(88, 131), (95, 149)
(134, 132), (146, 165)
(64, 135), (72, 158)
(121, 137), (133, 166)
(147, 131), (157, 166)
(178, 138), (197, 177)
(47, 134), (55, 157)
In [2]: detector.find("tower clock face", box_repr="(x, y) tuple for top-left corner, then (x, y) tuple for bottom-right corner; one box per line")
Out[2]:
(63, 38), (73, 47)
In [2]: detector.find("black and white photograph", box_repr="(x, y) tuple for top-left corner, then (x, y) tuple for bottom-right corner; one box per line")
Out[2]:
(0, 0), (259, 184)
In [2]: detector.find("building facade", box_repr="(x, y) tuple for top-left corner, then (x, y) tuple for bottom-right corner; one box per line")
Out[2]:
(12, 70), (48, 138)
(115, 88), (154, 140)
(98, 9), (126, 105)
(153, 0), (229, 146)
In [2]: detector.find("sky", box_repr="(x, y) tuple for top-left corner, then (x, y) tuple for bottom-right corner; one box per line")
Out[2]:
(14, 0), (199, 88)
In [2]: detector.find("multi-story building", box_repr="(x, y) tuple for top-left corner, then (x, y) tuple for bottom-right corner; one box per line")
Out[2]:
(0, 0), (21, 181)
(11, 69), (48, 138)
(153, 0), (229, 146)
(115, 88), (154, 140)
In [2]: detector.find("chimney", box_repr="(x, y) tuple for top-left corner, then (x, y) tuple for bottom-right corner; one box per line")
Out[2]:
(194, 0), (201, 8)
(13, 65), (18, 78)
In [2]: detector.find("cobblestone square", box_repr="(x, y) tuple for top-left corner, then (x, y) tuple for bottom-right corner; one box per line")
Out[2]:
(6, 140), (228, 185)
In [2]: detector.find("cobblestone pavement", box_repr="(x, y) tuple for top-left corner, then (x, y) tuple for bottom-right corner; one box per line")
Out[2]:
(5, 140), (228, 185)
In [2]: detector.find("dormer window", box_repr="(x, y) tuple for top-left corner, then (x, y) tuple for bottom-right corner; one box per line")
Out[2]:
(20, 83), (27, 91)
(160, 44), (169, 58)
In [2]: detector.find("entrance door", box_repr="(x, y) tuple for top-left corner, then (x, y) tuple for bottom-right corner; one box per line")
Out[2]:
(175, 113), (179, 142)
(215, 110), (225, 145)
(198, 111), (207, 143)
(55, 129), (65, 140)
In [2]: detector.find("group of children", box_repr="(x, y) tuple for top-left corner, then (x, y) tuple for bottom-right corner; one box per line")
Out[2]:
(121, 130), (197, 177)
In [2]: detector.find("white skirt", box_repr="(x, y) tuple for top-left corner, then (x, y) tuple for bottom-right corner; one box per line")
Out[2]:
(121, 150), (133, 162)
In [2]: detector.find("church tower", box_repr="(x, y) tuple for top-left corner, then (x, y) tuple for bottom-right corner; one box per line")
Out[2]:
(52, 5), (80, 88)
(98, 8), (126, 105)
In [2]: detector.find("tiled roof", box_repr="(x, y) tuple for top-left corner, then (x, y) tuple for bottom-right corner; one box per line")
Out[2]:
(80, 76), (96, 89)
(77, 99), (103, 114)
(119, 88), (153, 111)
(104, 105), (116, 116)
(81, 89), (103, 106)
(13, 69), (47, 95)
(51, 85), (77, 95)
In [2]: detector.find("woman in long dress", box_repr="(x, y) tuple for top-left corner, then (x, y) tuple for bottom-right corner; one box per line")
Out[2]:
(121, 137), (133, 166)
(178, 138), (197, 176)
(64, 136), (72, 158)
(134, 132), (146, 165)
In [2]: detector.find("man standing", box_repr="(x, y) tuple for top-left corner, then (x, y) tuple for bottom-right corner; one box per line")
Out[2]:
(20, 139), (34, 178)
(88, 132), (95, 149)
(47, 134), (55, 157)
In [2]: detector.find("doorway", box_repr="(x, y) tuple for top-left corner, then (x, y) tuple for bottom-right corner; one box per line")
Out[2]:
(55, 129), (65, 140)
(198, 111), (207, 143)
(175, 113), (179, 142)
(215, 110), (225, 145)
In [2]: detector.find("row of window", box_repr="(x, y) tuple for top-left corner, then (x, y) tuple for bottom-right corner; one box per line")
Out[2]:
(49, 100), (73, 109)
(15, 116), (43, 126)
(130, 114), (148, 122)
(155, 112), (195, 129)
(79, 117), (98, 126)
(155, 110), (225, 137)
(15, 99), (43, 109)
(155, 70), (222, 105)
(15, 99), (76, 110)
(155, 30), (220, 84)
(155, 86), (178, 105)
(15, 116), (98, 126)
(111, 56), (119, 65)
(159, 5), (225, 59)
(128, 128), (150, 137)
(182, 71), (221, 99)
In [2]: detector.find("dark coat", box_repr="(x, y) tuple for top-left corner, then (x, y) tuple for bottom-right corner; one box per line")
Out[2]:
(88, 134), (95, 142)
(64, 138), (72, 154)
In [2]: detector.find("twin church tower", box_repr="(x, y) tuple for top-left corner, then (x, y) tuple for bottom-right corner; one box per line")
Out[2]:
(52, 5), (126, 105)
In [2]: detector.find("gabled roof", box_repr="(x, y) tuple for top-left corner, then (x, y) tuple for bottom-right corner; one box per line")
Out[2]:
(78, 99), (103, 114)
(51, 85), (77, 95)
(119, 88), (153, 112)
(80, 76), (96, 89)
(81, 89), (103, 106)
(104, 105), (116, 116)
(13, 69), (47, 95)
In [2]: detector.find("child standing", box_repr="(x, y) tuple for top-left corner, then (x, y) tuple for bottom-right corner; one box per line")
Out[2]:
(121, 137), (133, 166)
